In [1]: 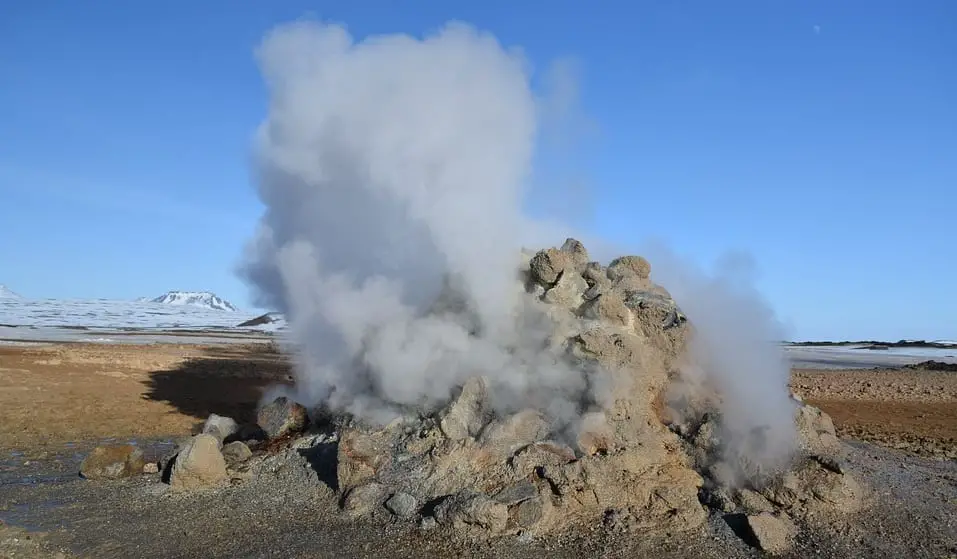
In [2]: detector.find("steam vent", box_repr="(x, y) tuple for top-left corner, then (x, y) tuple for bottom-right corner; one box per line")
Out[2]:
(154, 239), (865, 553)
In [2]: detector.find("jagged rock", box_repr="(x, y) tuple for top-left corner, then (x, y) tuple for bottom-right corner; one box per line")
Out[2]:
(257, 396), (308, 439)
(759, 472), (801, 508)
(225, 423), (267, 444)
(493, 481), (538, 505)
(560, 238), (589, 266)
(743, 513), (798, 555)
(336, 429), (393, 494)
(578, 292), (633, 328)
(542, 270), (588, 308)
(385, 492), (418, 518)
(796, 404), (840, 457)
(434, 492), (509, 534)
(80, 445), (146, 480)
(622, 289), (685, 330)
(169, 434), (228, 491)
(222, 441), (252, 465)
(607, 255), (651, 281)
(439, 377), (489, 441)
(700, 485), (735, 512)
(478, 410), (550, 459)
(736, 488), (776, 514)
(529, 248), (574, 286)
(812, 454), (844, 474)
(343, 482), (387, 518)
(202, 414), (239, 446)
(510, 441), (576, 476)
(511, 497), (545, 528)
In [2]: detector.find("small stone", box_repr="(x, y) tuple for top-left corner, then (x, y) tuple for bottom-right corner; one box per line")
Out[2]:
(434, 492), (509, 534)
(202, 414), (239, 446)
(336, 429), (394, 493)
(493, 481), (538, 505)
(760, 472), (801, 508)
(478, 410), (550, 459)
(257, 397), (309, 439)
(700, 485), (735, 513)
(812, 454), (845, 475)
(744, 513), (798, 555)
(222, 441), (253, 465)
(529, 248), (574, 286)
(80, 445), (146, 480)
(343, 482), (387, 518)
(143, 462), (159, 474)
(578, 292), (633, 328)
(559, 238), (589, 268)
(419, 516), (437, 530)
(542, 270), (588, 308)
(606, 255), (651, 281)
(439, 377), (489, 442)
(736, 488), (775, 514)
(511, 497), (545, 528)
(384, 492), (418, 518)
(169, 434), (228, 491)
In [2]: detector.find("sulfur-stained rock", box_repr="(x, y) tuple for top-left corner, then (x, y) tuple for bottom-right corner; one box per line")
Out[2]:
(257, 396), (309, 439)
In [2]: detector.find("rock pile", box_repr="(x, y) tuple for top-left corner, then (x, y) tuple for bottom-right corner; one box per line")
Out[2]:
(80, 238), (865, 555)
(323, 239), (865, 552)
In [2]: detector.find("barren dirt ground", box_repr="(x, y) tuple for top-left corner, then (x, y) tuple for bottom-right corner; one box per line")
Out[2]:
(1, 342), (955, 558)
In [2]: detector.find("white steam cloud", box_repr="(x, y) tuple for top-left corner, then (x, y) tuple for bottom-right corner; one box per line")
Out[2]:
(240, 18), (799, 471)
(240, 20), (604, 427)
(647, 244), (799, 473)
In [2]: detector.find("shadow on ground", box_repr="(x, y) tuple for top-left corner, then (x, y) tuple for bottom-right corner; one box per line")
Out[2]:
(142, 344), (295, 425)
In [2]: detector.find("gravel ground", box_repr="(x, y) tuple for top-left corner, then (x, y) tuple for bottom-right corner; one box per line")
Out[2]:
(1, 438), (955, 559)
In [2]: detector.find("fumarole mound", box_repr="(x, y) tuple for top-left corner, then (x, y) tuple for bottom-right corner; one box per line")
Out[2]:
(327, 239), (863, 540)
(92, 239), (865, 552)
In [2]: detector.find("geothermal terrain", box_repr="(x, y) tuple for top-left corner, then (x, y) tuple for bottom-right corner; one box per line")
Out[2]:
(0, 247), (955, 559)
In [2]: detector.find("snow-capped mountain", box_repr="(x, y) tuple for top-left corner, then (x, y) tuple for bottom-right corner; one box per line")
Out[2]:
(0, 285), (21, 299)
(149, 291), (237, 312)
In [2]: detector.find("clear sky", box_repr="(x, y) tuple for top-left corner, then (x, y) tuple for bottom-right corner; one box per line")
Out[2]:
(1, 1), (954, 341)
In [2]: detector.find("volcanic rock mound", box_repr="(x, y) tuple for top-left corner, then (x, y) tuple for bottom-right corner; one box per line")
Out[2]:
(323, 239), (864, 545)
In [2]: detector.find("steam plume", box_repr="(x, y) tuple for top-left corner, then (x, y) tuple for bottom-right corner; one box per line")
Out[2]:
(240, 18), (799, 473)
(240, 19), (602, 426)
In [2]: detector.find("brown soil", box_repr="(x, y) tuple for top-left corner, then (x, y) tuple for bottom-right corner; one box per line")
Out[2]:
(0, 342), (291, 451)
(2, 342), (955, 461)
(791, 368), (957, 458)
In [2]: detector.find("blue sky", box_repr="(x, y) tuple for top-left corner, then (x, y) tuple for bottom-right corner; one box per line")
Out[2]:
(1, 1), (954, 341)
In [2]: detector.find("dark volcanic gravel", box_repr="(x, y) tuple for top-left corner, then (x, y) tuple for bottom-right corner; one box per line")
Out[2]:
(0, 439), (954, 559)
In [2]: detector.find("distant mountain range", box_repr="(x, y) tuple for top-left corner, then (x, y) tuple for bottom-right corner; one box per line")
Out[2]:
(0, 285), (22, 299)
(148, 291), (238, 312)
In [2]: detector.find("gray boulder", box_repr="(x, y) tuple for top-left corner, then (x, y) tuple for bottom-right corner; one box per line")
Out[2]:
(202, 414), (239, 446)
(80, 445), (146, 480)
(169, 434), (228, 491)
